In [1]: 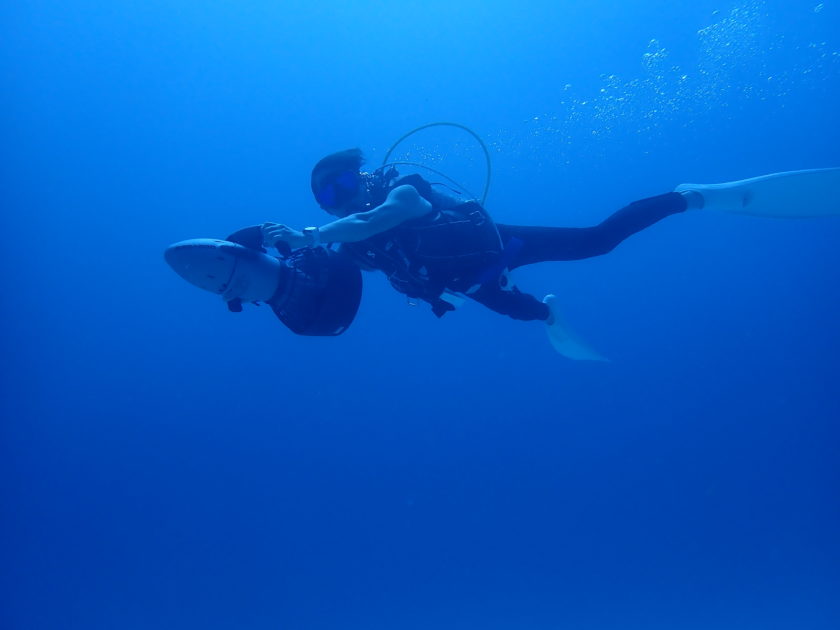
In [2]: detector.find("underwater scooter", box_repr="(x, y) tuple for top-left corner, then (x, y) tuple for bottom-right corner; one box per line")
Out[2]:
(165, 232), (363, 336)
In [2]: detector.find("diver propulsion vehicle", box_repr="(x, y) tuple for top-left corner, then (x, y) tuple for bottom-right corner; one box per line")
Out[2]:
(165, 238), (362, 336)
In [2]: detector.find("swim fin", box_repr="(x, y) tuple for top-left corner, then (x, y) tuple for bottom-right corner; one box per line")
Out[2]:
(675, 167), (840, 218)
(543, 295), (608, 361)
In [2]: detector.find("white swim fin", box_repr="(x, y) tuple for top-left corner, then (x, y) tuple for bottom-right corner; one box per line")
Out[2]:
(675, 167), (840, 218)
(543, 295), (608, 361)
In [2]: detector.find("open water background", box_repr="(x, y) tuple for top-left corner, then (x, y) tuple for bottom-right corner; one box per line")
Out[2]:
(2, 1), (839, 628)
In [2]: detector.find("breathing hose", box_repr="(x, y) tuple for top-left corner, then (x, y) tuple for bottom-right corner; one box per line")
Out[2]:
(380, 122), (492, 205)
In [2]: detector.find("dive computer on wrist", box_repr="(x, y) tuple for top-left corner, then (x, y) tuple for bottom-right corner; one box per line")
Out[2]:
(303, 226), (321, 247)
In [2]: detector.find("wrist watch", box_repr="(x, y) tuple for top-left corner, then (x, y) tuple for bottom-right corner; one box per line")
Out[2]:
(302, 226), (321, 247)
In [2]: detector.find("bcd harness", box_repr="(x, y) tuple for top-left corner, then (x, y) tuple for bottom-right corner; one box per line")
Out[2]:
(340, 174), (506, 317)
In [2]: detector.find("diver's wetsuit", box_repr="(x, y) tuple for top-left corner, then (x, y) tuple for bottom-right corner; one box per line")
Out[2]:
(348, 173), (690, 321)
(456, 192), (690, 321)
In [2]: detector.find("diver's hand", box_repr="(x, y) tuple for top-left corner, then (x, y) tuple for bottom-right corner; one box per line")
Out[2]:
(261, 222), (307, 250)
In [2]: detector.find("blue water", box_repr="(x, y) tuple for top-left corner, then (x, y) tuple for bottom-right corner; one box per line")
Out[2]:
(3, 2), (839, 628)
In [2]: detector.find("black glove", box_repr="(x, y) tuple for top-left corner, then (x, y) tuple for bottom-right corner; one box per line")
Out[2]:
(431, 299), (456, 318)
(226, 298), (243, 313)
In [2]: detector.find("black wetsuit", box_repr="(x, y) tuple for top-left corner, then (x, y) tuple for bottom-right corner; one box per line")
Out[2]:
(474, 192), (689, 321)
(348, 175), (688, 322)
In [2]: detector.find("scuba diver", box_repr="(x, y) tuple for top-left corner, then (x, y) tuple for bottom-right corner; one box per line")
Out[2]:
(256, 148), (840, 359)
(165, 120), (839, 359)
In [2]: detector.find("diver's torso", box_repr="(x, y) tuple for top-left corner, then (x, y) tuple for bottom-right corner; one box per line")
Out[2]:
(342, 174), (503, 299)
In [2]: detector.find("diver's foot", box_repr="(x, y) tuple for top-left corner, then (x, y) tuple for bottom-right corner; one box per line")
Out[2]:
(542, 294), (557, 324)
(676, 181), (748, 212)
(679, 189), (705, 210)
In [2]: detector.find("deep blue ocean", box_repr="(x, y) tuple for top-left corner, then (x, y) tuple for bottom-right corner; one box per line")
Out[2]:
(3, 2), (839, 629)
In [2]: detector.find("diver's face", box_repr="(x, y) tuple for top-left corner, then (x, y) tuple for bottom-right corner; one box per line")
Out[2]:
(323, 175), (369, 217)
(315, 170), (367, 217)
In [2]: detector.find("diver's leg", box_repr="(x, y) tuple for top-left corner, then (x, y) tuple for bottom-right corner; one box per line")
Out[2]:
(498, 192), (689, 268)
(468, 285), (550, 321)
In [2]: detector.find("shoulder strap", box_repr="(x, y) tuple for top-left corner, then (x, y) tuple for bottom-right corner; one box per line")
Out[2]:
(392, 174), (435, 201)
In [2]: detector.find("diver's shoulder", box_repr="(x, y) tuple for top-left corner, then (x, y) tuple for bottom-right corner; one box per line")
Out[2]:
(383, 184), (434, 219)
(387, 183), (423, 200)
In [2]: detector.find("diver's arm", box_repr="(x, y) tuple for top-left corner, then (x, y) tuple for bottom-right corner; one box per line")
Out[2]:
(320, 185), (432, 242)
(262, 185), (432, 249)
